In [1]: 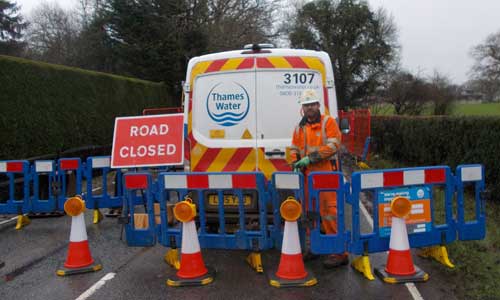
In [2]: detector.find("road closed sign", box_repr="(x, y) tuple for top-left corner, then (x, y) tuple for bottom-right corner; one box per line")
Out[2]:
(111, 114), (184, 168)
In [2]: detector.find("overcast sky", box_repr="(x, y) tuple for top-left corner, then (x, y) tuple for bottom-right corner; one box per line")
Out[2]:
(14, 0), (500, 84)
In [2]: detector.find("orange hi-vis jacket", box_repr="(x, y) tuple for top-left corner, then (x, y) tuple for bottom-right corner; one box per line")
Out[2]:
(290, 115), (342, 172)
(290, 114), (342, 234)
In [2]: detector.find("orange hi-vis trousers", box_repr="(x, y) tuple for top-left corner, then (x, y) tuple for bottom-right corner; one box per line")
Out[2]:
(304, 175), (338, 234)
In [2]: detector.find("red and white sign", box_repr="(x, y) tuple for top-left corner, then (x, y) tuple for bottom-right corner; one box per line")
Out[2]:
(111, 114), (184, 168)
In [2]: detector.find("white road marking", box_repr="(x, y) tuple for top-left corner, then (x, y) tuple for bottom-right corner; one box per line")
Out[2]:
(405, 282), (425, 300)
(0, 215), (22, 225)
(359, 198), (424, 300)
(75, 272), (116, 300)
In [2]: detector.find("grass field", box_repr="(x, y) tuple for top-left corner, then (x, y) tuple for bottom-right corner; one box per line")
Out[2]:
(371, 101), (500, 116)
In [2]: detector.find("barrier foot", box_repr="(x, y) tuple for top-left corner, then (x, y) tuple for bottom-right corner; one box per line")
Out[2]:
(418, 245), (455, 268)
(351, 255), (375, 280)
(164, 249), (180, 270)
(93, 209), (104, 224)
(357, 161), (370, 169)
(15, 215), (31, 230)
(246, 252), (263, 273)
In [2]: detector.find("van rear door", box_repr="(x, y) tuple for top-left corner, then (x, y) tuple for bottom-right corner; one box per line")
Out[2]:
(189, 59), (258, 172)
(254, 56), (326, 177)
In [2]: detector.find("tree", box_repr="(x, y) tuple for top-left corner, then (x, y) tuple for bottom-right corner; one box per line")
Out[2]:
(470, 30), (500, 101)
(428, 71), (456, 115)
(85, 0), (280, 99)
(24, 2), (81, 65)
(287, 0), (399, 109)
(204, 0), (280, 52)
(0, 0), (27, 55)
(384, 70), (428, 115)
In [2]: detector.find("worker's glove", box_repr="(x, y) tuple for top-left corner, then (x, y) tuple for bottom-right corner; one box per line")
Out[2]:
(293, 156), (311, 168)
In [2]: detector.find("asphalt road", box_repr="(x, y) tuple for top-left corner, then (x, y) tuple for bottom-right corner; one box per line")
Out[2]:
(0, 201), (460, 300)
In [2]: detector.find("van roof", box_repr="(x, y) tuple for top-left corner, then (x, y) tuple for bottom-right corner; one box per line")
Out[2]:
(185, 48), (333, 83)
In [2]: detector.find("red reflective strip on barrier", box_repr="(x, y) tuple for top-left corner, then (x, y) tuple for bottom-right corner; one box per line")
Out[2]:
(256, 57), (274, 68)
(384, 171), (403, 187)
(6, 162), (24, 172)
(205, 59), (228, 73)
(187, 175), (209, 189)
(232, 174), (257, 188)
(125, 175), (148, 189)
(312, 174), (340, 189)
(425, 168), (446, 184)
(237, 58), (255, 69)
(284, 56), (309, 68)
(60, 159), (79, 170)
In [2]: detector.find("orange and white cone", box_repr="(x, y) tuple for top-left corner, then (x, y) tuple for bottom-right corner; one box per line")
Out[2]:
(269, 197), (317, 288)
(56, 196), (102, 276)
(167, 198), (215, 287)
(375, 196), (429, 283)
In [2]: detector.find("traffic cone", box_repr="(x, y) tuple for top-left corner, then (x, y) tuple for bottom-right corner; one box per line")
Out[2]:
(167, 198), (215, 287)
(269, 197), (317, 288)
(56, 196), (102, 276)
(375, 196), (429, 283)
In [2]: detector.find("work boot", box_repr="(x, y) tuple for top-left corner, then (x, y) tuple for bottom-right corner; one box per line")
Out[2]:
(322, 253), (349, 269)
(105, 208), (122, 217)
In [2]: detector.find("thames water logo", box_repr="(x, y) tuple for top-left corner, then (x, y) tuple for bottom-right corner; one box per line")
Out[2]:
(206, 82), (250, 127)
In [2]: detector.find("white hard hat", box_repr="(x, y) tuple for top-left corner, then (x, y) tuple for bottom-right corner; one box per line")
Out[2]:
(298, 89), (320, 105)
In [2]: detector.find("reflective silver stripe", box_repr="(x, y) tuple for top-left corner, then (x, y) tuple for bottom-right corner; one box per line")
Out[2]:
(303, 125), (308, 154)
(322, 215), (337, 221)
(321, 115), (330, 144)
(308, 146), (320, 152)
(327, 138), (340, 144)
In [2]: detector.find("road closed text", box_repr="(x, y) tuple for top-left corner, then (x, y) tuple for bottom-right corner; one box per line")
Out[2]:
(119, 144), (176, 158)
(111, 114), (184, 168)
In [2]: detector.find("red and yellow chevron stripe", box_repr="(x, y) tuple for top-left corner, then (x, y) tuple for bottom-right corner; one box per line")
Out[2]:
(188, 55), (328, 179)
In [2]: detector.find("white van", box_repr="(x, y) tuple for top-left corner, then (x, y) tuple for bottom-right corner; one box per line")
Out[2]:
(183, 44), (339, 179)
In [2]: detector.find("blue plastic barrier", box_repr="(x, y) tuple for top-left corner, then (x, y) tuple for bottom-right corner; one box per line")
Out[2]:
(349, 166), (456, 255)
(56, 158), (83, 210)
(456, 164), (486, 241)
(0, 161), (30, 215)
(31, 160), (59, 213)
(269, 172), (305, 249)
(307, 171), (349, 254)
(157, 172), (272, 250)
(84, 156), (123, 210)
(123, 172), (156, 247)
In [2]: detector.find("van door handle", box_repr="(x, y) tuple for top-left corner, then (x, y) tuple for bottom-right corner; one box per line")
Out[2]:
(265, 150), (285, 156)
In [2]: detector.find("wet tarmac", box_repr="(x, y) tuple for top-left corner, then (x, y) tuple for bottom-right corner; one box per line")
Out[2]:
(0, 206), (461, 300)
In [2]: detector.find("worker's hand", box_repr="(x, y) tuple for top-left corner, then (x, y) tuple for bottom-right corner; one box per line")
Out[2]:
(293, 156), (311, 168)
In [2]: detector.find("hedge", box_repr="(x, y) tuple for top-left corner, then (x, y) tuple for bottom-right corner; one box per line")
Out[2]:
(0, 55), (175, 160)
(371, 115), (500, 201)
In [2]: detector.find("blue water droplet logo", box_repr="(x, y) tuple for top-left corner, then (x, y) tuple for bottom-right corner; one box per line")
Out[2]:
(206, 82), (250, 127)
